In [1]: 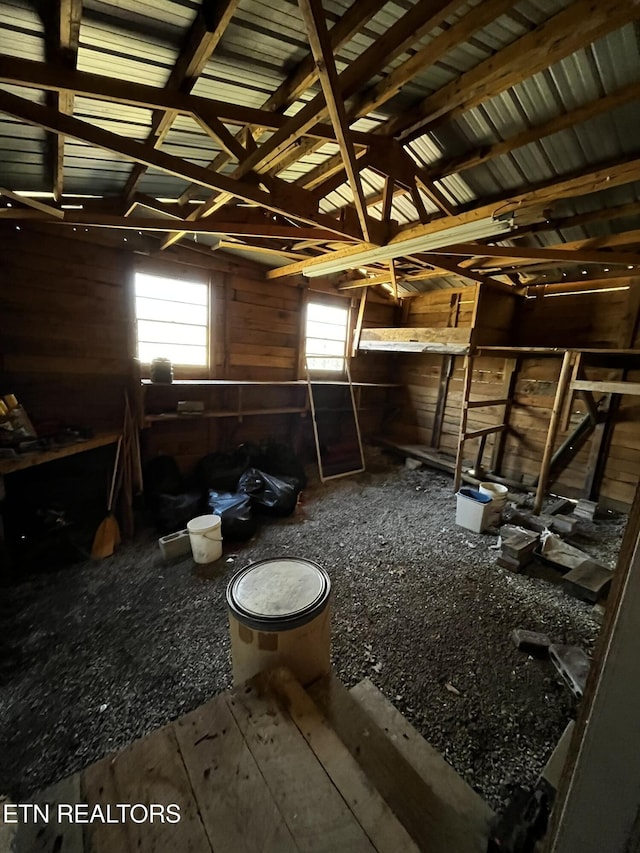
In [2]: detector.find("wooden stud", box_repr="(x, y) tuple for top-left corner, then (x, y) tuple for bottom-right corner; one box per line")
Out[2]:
(533, 351), (575, 514)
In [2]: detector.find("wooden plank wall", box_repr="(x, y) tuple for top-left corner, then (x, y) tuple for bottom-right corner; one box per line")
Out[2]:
(387, 281), (640, 510)
(0, 226), (134, 431)
(0, 224), (396, 474)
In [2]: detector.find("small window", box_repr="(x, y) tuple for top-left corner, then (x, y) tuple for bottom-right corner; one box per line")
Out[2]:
(134, 272), (208, 366)
(305, 301), (349, 372)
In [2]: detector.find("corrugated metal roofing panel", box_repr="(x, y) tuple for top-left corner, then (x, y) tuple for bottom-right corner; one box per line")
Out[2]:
(0, 0), (44, 61)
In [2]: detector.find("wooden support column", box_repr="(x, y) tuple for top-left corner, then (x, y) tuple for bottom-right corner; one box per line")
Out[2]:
(453, 354), (473, 491)
(431, 355), (453, 449)
(533, 351), (574, 514)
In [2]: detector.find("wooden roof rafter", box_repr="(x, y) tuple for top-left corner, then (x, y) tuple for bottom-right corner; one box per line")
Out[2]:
(121, 0), (241, 205)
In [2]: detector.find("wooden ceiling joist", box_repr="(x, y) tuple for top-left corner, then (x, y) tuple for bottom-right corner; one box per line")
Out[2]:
(432, 242), (640, 268)
(0, 88), (358, 240)
(161, 0), (464, 250)
(0, 56), (380, 148)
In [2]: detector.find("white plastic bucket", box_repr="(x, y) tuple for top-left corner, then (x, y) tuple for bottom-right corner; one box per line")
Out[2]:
(456, 487), (492, 533)
(227, 558), (331, 686)
(187, 514), (222, 564)
(479, 482), (509, 523)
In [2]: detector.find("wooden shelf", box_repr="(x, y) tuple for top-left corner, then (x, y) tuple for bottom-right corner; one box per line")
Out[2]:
(144, 407), (307, 424)
(0, 431), (120, 476)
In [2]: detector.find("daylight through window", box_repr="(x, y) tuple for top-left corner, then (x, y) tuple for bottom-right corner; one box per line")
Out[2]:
(134, 272), (208, 367)
(305, 302), (349, 372)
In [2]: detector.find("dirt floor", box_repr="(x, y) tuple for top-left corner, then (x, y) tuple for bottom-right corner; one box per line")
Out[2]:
(0, 450), (626, 813)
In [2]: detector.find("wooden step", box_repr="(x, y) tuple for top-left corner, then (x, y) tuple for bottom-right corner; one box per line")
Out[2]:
(308, 675), (494, 853)
(6, 668), (417, 853)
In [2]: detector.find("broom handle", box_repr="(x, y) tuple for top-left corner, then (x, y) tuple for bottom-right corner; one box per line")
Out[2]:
(107, 436), (123, 513)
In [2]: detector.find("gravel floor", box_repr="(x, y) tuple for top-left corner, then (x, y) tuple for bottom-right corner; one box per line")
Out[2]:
(0, 450), (626, 812)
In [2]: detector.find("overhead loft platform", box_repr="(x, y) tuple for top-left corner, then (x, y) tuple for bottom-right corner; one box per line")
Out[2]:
(359, 327), (471, 354)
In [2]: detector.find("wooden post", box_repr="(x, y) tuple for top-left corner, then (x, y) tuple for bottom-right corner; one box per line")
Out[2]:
(453, 354), (473, 491)
(351, 288), (368, 357)
(533, 351), (574, 514)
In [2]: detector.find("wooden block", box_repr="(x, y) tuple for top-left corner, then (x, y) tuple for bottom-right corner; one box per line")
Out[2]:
(308, 675), (493, 853)
(497, 554), (524, 572)
(511, 629), (551, 656)
(561, 560), (613, 603)
(501, 531), (540, 559)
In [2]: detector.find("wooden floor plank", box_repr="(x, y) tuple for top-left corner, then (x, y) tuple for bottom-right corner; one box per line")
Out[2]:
(82, 755), (133, 853)
(226, 683), (376, 853)
(8, 775), (84, 853)
(106, 726), (212, 853)
(259, 668), (419, 853)
(174, 693), (299, 853)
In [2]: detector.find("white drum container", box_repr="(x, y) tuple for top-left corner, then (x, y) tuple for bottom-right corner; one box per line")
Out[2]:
(187, 514), (222, 564)
(226, 558), (331, 686)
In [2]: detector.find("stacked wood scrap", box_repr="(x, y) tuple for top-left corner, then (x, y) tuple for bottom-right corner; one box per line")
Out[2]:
(497, 529), (540, 572)
(573, 499), (598, 522)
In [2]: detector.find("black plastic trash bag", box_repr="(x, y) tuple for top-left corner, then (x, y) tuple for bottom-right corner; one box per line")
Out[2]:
(238, 468), (299, 517)
(242, 441), (307, 489)
(194, 448), (250, 492)
(144, 454), (183, 497)
(207, 491), (257, 541)
(155, 492), (203, 534)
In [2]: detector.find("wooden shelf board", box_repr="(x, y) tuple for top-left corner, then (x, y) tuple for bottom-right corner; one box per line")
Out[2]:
(144, 407), (307, 424)
(0, 431), (120, 476)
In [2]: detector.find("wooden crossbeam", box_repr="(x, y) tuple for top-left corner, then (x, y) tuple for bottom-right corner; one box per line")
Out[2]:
(0, 89), (357, 239)
(427, 79), (640, 182)
(177, 0), (387, 207)
(164, 0), (462, 245)
(298, 0), (373, 242)
(0, 187), (64, 218)
(432, 242), (640, 267)
(0, 56), (380, 148)
(269, 155), (640, 279)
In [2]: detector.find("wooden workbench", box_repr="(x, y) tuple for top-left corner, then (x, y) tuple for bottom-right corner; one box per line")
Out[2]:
(0, 432), (119, 476)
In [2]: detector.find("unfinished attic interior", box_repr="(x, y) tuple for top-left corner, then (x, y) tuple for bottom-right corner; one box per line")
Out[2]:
(1, 0), (640, 849)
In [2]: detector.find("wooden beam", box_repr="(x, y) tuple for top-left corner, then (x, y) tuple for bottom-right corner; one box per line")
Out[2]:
(295, 0), (516, 199)
(351, 288), (368, 357)
(0, 55), (380, 148)
(534, 352), (575, 514)
(387, 0), (640, 141)
(2, 212), (348, 240)
(46, 0), (82, 202)
(433, 242), (640, 267)
(298, 0), (373, 242)
(572, 380), (640, 397)
(0, 88), (356, 239)
(167, 0), (462, 237)
(121, 0), (241, 202)
(269, 155), (640, 279)
(0, 187), (64, 218)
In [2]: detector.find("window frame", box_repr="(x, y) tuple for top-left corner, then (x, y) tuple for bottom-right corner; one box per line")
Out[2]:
(133, 262), (212, 380)
(303, 294), (352, 378)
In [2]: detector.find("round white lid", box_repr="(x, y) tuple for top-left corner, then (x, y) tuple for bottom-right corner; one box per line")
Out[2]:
(233, 559), (325, 618)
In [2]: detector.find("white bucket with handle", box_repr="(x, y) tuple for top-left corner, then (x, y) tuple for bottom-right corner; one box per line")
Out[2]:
(187, 514), (223, 563)
(479, 482), (509, 523)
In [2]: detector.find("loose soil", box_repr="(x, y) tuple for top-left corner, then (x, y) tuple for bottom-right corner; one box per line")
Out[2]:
(0, 451), (626, 813)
